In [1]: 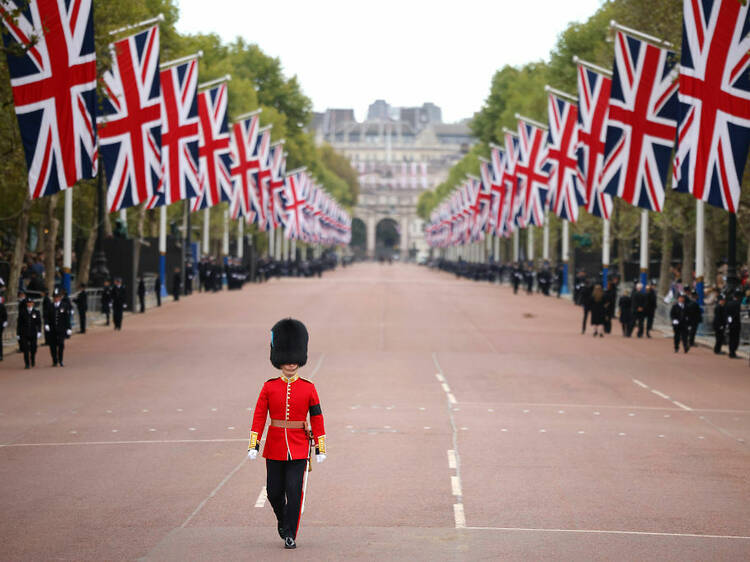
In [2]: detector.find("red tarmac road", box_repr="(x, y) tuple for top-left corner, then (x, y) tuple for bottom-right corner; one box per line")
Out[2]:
(1, 263), (749, 561)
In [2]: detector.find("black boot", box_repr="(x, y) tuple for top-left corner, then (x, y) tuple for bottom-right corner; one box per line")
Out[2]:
(284, 537), (296, 549)
(278, 523), (287, 540)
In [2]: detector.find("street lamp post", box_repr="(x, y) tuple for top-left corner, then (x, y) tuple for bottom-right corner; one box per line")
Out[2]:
(89, 162), (110, 286)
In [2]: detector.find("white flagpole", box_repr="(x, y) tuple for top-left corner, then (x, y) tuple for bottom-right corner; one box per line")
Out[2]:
(639, 209), (648, 287)
(159, 205), (167, 297)
(222, 208), (229, 257)
(543, 211), (550, 260)
(276, 228), (283, 261)
(268, 227), (275, 259)
(513, 230), (520, 262)
(283, 231), (290, 261)
(602, 219), (611, 288)
(494, 234), (500, 262)
(62, 188), (72, 293)
(202, 208), (209, 257)
(527, 227), (535, 261)
(561, 219), (570, 294)
(237, 219), (244, 259)
(695, 200), (705, 304)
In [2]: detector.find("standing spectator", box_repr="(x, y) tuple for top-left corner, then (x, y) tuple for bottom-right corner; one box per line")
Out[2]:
(47, 288), (71, 366)
(185, 262), (193, 295)
(670, 293), (690, 353)
(686, 290), (703, 348)
(632, 283), (648, 338)
(512, 263), (522, 295)
(603, 279), (618, 334)
(172, 267), (181, 301)
(580, 280), (593, 334)
(0, 294), (7, 361)
(137, 276), (146, 313)
(726, 289), (742, 359)
(590, 284), (606, 338)
(111, 278), (127, 331)
(713, 293), (727, 354)
(644, 284), (657, 338)
(74, 284), (88, 334)
(154, 274), (162, 307)
(101, 279), (112, 326)
(16, 298), (41, 369)
(618, 289), (633, 337)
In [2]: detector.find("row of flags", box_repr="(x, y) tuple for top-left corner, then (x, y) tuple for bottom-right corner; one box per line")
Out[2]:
(427, 0), (749, 247)
(1, 1), (351, 246)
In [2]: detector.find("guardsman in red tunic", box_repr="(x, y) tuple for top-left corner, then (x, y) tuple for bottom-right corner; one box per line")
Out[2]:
(248, 318), (326, 550)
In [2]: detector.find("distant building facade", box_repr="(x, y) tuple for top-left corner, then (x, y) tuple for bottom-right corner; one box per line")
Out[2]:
(311, 101), (474, 258)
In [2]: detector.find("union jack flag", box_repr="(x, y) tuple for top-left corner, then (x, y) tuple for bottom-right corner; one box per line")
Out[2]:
(98, 25), (161, 212)
(673, 0), (750, 214)
(1, 0), (97, 199)
(600, 29), (678, 212)
(147, 59), (200, 209)
(503, 131), (521, 235)
(576, 63), (614, 219)
(546, 93), (585, 222)
(283, 170), (306, 240)
(488, 146), (508, 236)
(228, 113), (260, 222)
(250, 127), (272, 231)
(516, 119), (550, 227)
(197, 83), (232, 208)
(268, 143), (287, 228)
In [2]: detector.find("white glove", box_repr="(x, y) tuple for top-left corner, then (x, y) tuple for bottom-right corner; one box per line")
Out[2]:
(728, 317), (733, 324)
(36, 332), (41, 339)
(247, 449), (258, 460)
(316, 454), (327, 464)
(123, 304), (127, 309)
(16, 335), (20, 340)
(44, 324), (50, 332)
(2, 321), (6, 327)
(672, 319), (679, 325)
(66, 329), (72, 336)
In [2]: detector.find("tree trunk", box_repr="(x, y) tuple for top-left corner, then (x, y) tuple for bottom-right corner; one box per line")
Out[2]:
(657, 222), (673, 296)
(8, 196), (32, 303)
(76, 210), (98, 288)
(681, 230), (694, 288)
(43, 194), (60, 294)
(133, 204), (147, 277)
(103, 208), (113, 238)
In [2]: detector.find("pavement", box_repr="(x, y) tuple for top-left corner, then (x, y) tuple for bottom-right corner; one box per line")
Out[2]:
(0, 263), (748, 561)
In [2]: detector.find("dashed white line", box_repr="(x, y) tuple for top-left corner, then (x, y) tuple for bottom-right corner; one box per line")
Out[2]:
(447, 449), (457, 469)
(451, 476), (462, 496)
(447, 393), (457, 405)
(181, 457), (247, 527)
(464, 526), (750, 539)
(453, 504), (466, 528)
(672, 401), (692, 411)
(441, 382), (451, 393)
(435, 373), (445, 382)
(254, 486), (267, 508)
(651, 390), (671, 400)
(632, 379), (649, 389)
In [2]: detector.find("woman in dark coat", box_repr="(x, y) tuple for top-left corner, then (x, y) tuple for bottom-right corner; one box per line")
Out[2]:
(590, 284), (606, 337)
(618, 290), (633, 337)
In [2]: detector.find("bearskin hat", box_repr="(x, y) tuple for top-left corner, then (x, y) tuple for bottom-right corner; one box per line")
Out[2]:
(270, 318), (308, 369)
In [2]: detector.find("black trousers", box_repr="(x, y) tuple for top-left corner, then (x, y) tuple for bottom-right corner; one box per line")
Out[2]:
(512, 280), (519, 294)
(21, 338), (37, 367)
(49, 334), (64, 364)
(635, 314), (645, 337)
(673, 325), (689, 352)
(79, 311), (86, 333)
(0, 327), (3, 359)
(728, 325), (740, 356)
(581, 307), (589, 333)
(646, 313), (655, 334)
(688, 323), (698, 347)
(113, 309), (123, 330)
(139, 296), (145, 313)
(104, 308), (110, 325)
(156, 291), (161, 307)
(266, 459), (307, 539)
(714, 328), (724, 353)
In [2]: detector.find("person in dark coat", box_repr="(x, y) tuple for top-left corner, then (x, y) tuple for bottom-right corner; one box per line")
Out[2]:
(555, 264), (564, 298)
(618, 290), (633, 337)
(111, 278), (127, 331)
(713, 293), (727, 354)
(74, 284), (88, 334)
(603, 281), (618, 334)
(154, 275), (162, 307)
(41, 289), (53, 346)
(670, 293), (690, 353)
(590, 284), (606, 337)
(580, 280), (593, 334)
(185, 263), (193, 295)
(172, 267), (181, 301)
(0, 294), (7, 360)
(46, 288), (71, 366)
(686, 291), (703, 348)
(645, 284), (657, 338)
(101, 279), (112, 326)
(137, 277), (146, 313)
(16, 298), (41, 369)
(726, 290), (743, 359)
(631, 283), (648, 338)
(512, 263), (522, 295)
(524, 264), (534, 295)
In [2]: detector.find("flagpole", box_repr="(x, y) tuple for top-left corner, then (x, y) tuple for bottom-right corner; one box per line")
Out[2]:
(610, 20), (674, 49)
(159, 205), (167, 297)
(695, 200), (704, 304)
(639, 209), (649, 287)
(160, 51), (203, 70)
(527, 227), (535, 262)
(237, 219), (244, 259)
(276, 228), (283, 261)
(62, 188), (72, 293)
(602, 219), (611, 289)
(269, 227), (275, 259)
(291, 237), (297, 263)
(198, 75), (232, 91)
(222, 207), (229, 259)
(202, 207), (210, 258)
(572, 56), (613, 77)
(513, 230), (519, 262)
(283, 230), (290, 261)
(108, 14), (164, 36)
(561, 219), (570, 294)
(543, 211), (550, 260)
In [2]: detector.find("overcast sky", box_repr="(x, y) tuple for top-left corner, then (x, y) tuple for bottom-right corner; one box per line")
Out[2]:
(176, 1), (603, 123)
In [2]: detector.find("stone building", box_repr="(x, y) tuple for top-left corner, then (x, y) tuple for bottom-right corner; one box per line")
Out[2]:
(312, 102), (474, 259)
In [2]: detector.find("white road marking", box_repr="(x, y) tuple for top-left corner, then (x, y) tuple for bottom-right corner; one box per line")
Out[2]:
(441, 383), (451, 393)
(632, 379), (649, 389)
(424, 426), (431, 430)
(522, 409), (530, 413)
(651, 390), (671, 400)
(658, 434), (665, 438)
(557, 410), (565, 414)
(1, 438), (249, 448)
(618, 432), (626, 436)
(211, 408), (218, 412)
(539, 429), (547, 433)
(593, 411), (601, 416)
(254, 486), (267, 508)
(435, 374), (445, 382)
(577, 431), (585, 434)
(419, 407), (426, 411)
(447, 393), (457, 405)
(69, 431), (77, 434)
(460, 427), (469, 431)
(628, 413), (636, 417)
(501, 428), (508, 432)
(453, 503), (466, 529)
(149, 428), (156, 432)
(488, 409), (494, 412)
(181, 457), (247, 527)
(447, 449), (457, 469)
(672, 401), (692, 411)
(464, 526), (750, 539)
(142, 409), (149, 413)
(227, 426), (235, 430)
(111, 429), (118, 433)
(188, 427), (196, 431)
(451, 476), (462, 496)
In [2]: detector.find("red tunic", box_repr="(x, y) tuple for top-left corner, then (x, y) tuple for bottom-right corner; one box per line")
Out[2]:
(249, 374), (326, 461)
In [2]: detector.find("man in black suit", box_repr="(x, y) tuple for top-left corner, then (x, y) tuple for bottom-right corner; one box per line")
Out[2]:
(0, 294), (7, 361)
(713, 293), (727, 354)
(46, 288), (72, 366)
(111, 278), (127, 331)
(726, 289), (743, 359)
(631, 283), (648, 338)
(670, 293), (690, 353)
(686, 290), (703, 348)
(74, 284), (88, 334)
(17, 298), (42, 369)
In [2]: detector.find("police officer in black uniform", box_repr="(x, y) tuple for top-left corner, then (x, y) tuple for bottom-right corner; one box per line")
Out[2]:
(670, 293), (690, 353)
(74, 284), (88, 334)
(17, 298), (41, 369)
(686, 290), (703, 348)
(173, 267), (182, 301)
(137, 276), (146, 313)
(46, 288), (72, 366)
(0, 294), (7, 361)
(645, 284), (657, 338)
(713, 293), (727, 354)
(111, 278), (127, 331)
(726, 289), (743, 359)
(101, 279), (113, 326)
